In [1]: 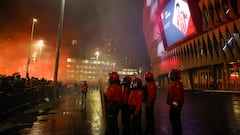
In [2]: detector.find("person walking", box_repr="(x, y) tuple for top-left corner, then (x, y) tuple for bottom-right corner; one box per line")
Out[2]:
(128, 77), (143, 135)
(81, 81), (88, 102)
(105, 72), (123, 135)
(121, 75), (132, 135)
(143, 72), (157, 135)
(167, 69), (184, 135)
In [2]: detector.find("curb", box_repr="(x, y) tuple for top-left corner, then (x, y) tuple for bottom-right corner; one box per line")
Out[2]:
(184, 89), (240, 94)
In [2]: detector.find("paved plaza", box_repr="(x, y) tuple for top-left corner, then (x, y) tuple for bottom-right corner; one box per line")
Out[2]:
(0, 89), (240, 135)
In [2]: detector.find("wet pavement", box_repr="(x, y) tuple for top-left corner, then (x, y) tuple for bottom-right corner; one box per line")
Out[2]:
(0, 91), (105, 135)
(0, 89), (240, 135)
(155, 90), (240, 135)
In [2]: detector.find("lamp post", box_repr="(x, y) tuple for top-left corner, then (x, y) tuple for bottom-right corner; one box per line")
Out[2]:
(53, 0), (65, 99)
(38, 40), (44, 62)
(95, 50), (100, 78)
(95, 51), (100, 61)
(54, 0), (65, 83)
(26, 18), (37, 79)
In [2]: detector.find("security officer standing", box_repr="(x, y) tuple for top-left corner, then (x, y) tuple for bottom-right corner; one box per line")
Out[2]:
(128, 77), (143, 135)
(167, 69), (184, 135)
(143, 72), (157, 135)
(105, 72), (123, 135)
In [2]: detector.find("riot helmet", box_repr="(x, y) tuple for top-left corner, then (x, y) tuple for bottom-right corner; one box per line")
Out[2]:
(168, 69), (181, 81)
(145, 71), (154, 82)
(122, 75), (132, 87)
(132, 77), (142, 89)
(109, 72), (120, 84)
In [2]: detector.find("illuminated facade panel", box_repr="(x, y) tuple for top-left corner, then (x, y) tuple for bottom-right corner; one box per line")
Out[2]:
(143, 0), (240, 91)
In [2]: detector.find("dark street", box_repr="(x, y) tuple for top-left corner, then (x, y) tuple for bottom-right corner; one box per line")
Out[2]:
(0, 89), (240, 135)
(155, 90), (240, 135)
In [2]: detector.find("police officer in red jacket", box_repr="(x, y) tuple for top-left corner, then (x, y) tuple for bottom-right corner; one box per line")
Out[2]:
(143, 72), (157, 135)
(105, 72), (123, 135)
(121, 75), (132, 135)
(128, 77), (143, 135)
(167, 69), (184, 135)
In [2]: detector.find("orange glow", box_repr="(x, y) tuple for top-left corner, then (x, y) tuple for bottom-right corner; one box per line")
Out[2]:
(0, 32), (69, 81)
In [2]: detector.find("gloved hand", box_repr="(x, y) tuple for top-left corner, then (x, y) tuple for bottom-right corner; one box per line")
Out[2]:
(172, 101), (178, 108)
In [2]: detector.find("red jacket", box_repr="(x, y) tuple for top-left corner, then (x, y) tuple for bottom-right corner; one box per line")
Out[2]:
(122, 86), (131, 104)
(106, 83), (123, 104)
(81, 84), (88, 92)
(128, 89), (143, 115)
(167, 80), (184, 107)
(145, 82), (157, 106)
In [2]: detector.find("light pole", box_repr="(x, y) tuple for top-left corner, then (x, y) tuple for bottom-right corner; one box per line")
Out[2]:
(38, 40), (44, 62)
(95, 50), (100, 91)
(53, 0), (65, 99)
(54, 0), (65, 83)
(26, 18), (37, 79)
(95, 51), (100, 61)
(95, 50), (100, 78)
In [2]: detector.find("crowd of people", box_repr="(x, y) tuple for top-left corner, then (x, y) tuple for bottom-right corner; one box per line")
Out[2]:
(104, 69), (184, 135)
(0, 69), (184, 135)
(0, 72), (67, 114)
(0, 72), (66, 96)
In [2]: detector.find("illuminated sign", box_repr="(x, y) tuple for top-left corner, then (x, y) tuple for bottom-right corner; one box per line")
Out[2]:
(157, 40), (165, 56)
(160, 0), (195, 48)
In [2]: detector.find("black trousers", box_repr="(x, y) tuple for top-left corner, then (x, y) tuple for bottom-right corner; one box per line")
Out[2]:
(122, 104), (131, 135)
(145, 105), (155, 135)
(129, 105), (142, 135)
(169, 106), (182, 135)
(81, 92), (87, 101)
(105, 102), (120, 135)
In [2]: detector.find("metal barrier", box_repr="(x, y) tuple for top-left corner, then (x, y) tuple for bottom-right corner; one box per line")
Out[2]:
(0, 86), (61, 116)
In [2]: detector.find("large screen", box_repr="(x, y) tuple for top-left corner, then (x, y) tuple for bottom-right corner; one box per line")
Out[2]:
(160, 0), (195, 48)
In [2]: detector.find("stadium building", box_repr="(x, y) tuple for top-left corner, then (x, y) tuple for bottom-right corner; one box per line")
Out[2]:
(143, 0), (240, 90)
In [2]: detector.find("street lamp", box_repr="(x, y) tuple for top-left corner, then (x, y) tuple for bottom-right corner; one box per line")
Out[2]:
(95, 51), (100, 61)
(26, 18), (37, 79)
(95, 50), (100, 78)
(37, 40), (44, 61)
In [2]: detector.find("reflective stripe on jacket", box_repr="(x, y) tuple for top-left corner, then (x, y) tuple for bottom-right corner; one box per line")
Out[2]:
(167, 80), (184, 107)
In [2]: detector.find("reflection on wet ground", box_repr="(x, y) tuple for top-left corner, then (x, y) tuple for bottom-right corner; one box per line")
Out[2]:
(21, 91), (104, 135)
(154, 91), (240, 135)
(0, 90), (240, 135)
(0, 91), (105, 135)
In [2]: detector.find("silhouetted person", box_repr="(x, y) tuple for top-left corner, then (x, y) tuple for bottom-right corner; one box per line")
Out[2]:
(105, 72), (123, 135)
(81, 81), (88, 102)
(121, 75), (132, 135)
(167, 69), (184, 135)
(128, 77), (143, 135)
(143, 72), (157, 135)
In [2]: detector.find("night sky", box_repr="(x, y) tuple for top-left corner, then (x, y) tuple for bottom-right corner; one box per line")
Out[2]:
(0, 0), (150, 76)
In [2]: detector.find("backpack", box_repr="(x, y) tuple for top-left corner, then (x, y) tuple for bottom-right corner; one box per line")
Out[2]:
(142, 84), (148, 102)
